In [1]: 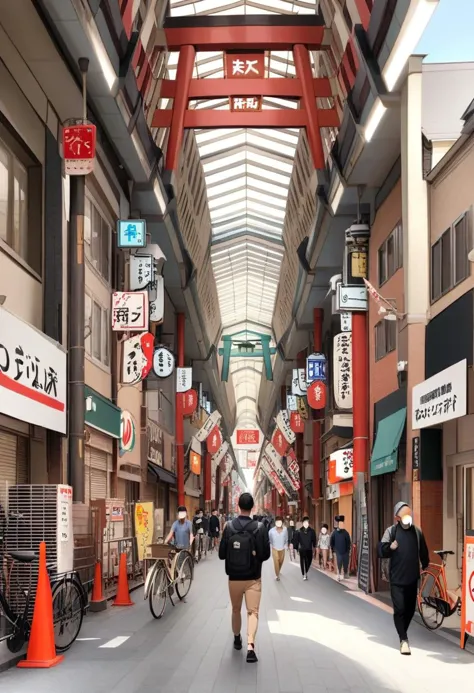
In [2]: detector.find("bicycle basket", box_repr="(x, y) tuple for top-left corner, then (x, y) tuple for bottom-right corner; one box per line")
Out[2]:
(149, 544), (173, 559)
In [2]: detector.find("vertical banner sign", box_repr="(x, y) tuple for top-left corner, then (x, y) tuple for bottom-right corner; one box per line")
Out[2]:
(412, 436), (420, 482)
(135, 502), (154, 561)
(290, 412), (304, 434)
(306, 353), (327, 384)
(62, 123), (97, 175)
(286, 395), (298, 411)
(264, 444), (298, 497)
(275, 410), (296, 445)
(291, 369), (306, 396)
(333, 333), (352, 409)
(177, 367), (193, 393)
(129, 255), (154, 291)
(225, 52), (265, 112)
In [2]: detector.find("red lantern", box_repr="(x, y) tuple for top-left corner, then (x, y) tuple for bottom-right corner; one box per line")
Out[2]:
(62, 124), (97, 175)
(307, 380), (327, 409)
(207, 426), (222, 454)
(178, 389), (198, 416)
(272, 428), (288, 456)
(290, 412), (304, 434)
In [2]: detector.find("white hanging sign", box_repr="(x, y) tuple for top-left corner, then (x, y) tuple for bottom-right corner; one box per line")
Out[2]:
(326, 483), (340, 500)
(212, 441), (229, 469)
(152, 347), (175, 378)
(121, 333), (153, 384)
(135, 243), (167, 273)
(196, 409), (222, 442)
(264, 444), (296, 496)
(130, 254), (154, 291)
(112, 291), (149, 332)
(149, 275), (165, 323)
(177, 367), (192, 393)
(286, 395), (298, 412)
(412, 359), (467, 429)
(275, 410), (296, 445)
(333, 333), (353, 410)
(331, 447), (353, 480)
(340, 313), (352, 332)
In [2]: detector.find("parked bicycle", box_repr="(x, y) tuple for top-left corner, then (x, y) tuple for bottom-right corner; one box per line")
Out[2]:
(144, 543), (193, 619)
(417, 549), (461, 630)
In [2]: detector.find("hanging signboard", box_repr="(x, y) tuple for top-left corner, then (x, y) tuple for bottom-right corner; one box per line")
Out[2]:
(121, 333), (154, 384)
(297, 397), (309, 420)
(120, 411), (136, 454)
(290, 412), (304, 434)
(112, 291), (149, 332)
(340, 313), (352, 332)
(328, 457), (342, 485)
(196, 409), (222, 442)
(412, 359), (467, 430)
(291, 369), (306, 396)
(331, 447), (353, 480)
(307, 380), (327, 410)
(62, 123), (97, 176)
(336, 284), (368, 312)
(236, 429), (260, 446)
(178, 389), (198, 417)
(272, 428), (289, 456)
(130, 254), (154, 291)
(117, 219), (147, 248)
(333, 333), (353, 410)
(177, 367), (192, 393)
(282, 452), (300, 491)
(225, 51), (264, 113)
(212, 441), (229, 469)
(326, 483), (340, 500)
(207, 426), (223, 455)
(190, 450), (201, 476)
(149, 276), (165, 323)
(286, 394), (297, 412)
(152, 347), (175, 378)
(265, 443), (298, 495)
(275, 410), (296, 445)
(306, 353), (327, 384)
(147, 419), (164, 466)
(261, 456), (286, 497)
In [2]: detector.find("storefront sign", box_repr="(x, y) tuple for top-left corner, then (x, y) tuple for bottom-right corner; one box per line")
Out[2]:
(152, 347), (175, 378)
(207, 426), (222, 455)
(340, 313), (352, 332)
(149, 276), (165, 323)
(147, 419), (164, 466)
(265, 443), (298, 495)
(282, 451), (300, 491)
(412, 436), (420, 481)
(177, 367), (192, 393)
(272, 428), (288, 456)
(120, 411), (136, 453)
(84, 386), (121, 438)
(130, 254), (154, 291)
(307, 380), (327, 410)
(290, 412), (304, 434)
(412, 360), (467, 429)
(122, 333), (153, 384)
(62, 123), (97, 176)
(196, 410), (222, 442)
(328, 457), (341, 485)
(212, 441), (229, 468)
(306, 353), (327, 384)
(286, 395), (297, 411)
(135, 502), (154, 561)
(0, 307), (67, 434)
(178, 389), (198, 416)
(331, 447), (353, 480)
(236, 429), (260, 446)
(190, 450), (201, 475)
(297, 397), (309, 420)
(110, 502), (124, 522)
(261, 456), (286, 497)
(461, 532), (474, 649)
(333, 333), (352, 410)
(336, 284), (368, 312)
(291, 369), (306, 396)
(112, 292), (149, 332)
(117, 219), (147, 248)
(275, 410), (296, 445)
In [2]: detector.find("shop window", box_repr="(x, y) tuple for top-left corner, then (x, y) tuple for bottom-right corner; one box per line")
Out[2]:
(375, 319), (397, 361)
(85, 292), (110, 367)
(431, 212), (470, 302)
(84, 194), (111, 283)
(0, 132), (41, 275)
(378, 222), (403, 286)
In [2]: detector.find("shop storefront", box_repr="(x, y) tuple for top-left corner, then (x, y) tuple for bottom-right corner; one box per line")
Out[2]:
(84, 386), (121, 504)
(143, 419), (177, 535)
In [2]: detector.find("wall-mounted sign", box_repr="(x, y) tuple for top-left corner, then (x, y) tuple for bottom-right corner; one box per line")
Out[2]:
(331, 447), (353, 480)
(178, 389), (198, 417)
(272, 428), (288, 456)
(196, 410), (222, 442)
(264, 443), (298, 496)
(0, 307), (67, 434)
(333, 332), (352, 410)
(152, 347), (175, 378)
(117, 219), (147, 248)
(412, 436), (420, 481)
(122, 333), (154, 384)
(120, 410), (136, 453)
(147, 419), (164, 466)
(412, 359), (467, 430)
(212, 441), (229, 468)
(207, 426), (222, 455)
(236, 429), (260, 446)
(307, 381), (327, 410)
(340, 313), (352, 332)
(112, 291), (149, 332)
(130, 254), (154, 291)
(283, 449), (300, 490)
(62, 124), (97, 176)
(177, 367), (192, 393)
(148, 275), (165, 324)
(336, 284), (368, 312)
(286, 395), (297, 411)
(190, 450), (201, 476)
(291, 369), (305, 396)
(297, 397), (309, 420)
(306, 353), (327, 384)
(290, 412), (304, 434)
(326, 483), (340, 500)
(275, 410), (296, 445)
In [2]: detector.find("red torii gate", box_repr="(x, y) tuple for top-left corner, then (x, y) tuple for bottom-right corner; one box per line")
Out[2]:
(153, 20), (340, 172)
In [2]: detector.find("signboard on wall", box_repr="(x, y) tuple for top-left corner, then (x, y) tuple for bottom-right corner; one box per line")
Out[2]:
(333, 333), (352, 410)
(275, 410), (296, 445)
(412, 359), (467, 429)
(112, 292), (149, 332)
(331, 447), (353, 480)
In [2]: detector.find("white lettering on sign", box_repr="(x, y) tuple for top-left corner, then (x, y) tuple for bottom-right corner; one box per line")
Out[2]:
(112, 292), (149, 332)
(232, 97), (260, 110)
(232, 59), (260, 76)
(333, 333), (352, 410)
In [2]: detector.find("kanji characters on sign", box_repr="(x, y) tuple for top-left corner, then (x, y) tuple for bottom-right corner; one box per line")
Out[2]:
(121, 333), (154, 385)
(231, 97), (262, 112)
(225, 53), (265, 79)
(411, 360), (467, 430)
(129, 255), (154, 291)
(62, 124), (97, 175)
(152, 347), (175, 378)
(333, 333), (352, 410)
(236, 429), (260, 446)
(112, 292), (149, 332)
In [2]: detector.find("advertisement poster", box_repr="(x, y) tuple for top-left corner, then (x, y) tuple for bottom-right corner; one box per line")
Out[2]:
(134, 502), (154, 561)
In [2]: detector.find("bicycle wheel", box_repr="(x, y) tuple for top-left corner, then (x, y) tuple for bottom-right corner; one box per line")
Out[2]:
(149, 565), (167, 619)
(418, 571), (445, 630)
(52, 577), (84, 652)
(175, 552), (193, 600)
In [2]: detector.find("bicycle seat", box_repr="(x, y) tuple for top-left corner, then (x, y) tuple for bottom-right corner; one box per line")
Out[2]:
(434, 550), (454, 557)
(8, 550), (37, 563)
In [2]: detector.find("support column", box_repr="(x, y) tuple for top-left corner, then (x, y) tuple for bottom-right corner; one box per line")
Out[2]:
(296, 350), (307, 515)
(204, 451), (212, 512)
(352, 312), (369, 479)
(293, 44), (325, 169)
(215, 465), (221, 510)
(165, 45), (195, 171)
(312, 309), (323, 505)
(176, 313), (185, 507)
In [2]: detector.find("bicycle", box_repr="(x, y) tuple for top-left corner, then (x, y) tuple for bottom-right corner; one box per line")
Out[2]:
(144, 544), (193, 619)
(194, 531), (207, 563)
(417, 549), (461, 630)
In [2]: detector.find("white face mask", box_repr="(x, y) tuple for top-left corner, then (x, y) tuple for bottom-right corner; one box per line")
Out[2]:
(321, 528), (327, 535)
(303, 521), (309, 529)
(276, 520), (283, 528)
(401, 515), (412, 528)
(290, 520), (294, 526)
(178, 512), (187, 520)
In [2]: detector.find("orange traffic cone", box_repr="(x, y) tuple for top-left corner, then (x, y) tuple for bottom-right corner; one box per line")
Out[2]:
(18, 542), (64, 668)
(90, 560), (107, 612)
(112, 552), (133, 607)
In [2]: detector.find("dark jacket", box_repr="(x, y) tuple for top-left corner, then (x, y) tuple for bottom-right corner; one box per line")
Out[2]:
(209, 515), (220, 533)
(330, 528), (351, 555)
(379, 523), (429, 586)
(293, 526), (317, 552)
(219, 515), (270, 580)
(193, 515), (209, 535)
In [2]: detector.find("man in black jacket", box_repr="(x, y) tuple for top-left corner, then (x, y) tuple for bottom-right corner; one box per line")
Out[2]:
(292, 516), (316, 580)
(330, 515), (351, 581)
(379, 501), (429, 655)
(219, 492), (270, 663)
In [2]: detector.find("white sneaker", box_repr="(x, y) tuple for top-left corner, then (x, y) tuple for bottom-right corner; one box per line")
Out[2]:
(304, 575), (308, 581)
(275, 576), (280, 581)
(337, 573), (341, 582)
(400, 640), (411, 655)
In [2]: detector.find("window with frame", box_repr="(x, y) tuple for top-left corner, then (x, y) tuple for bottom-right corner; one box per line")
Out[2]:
(378, 222), (403, 286)
(375, 319), (397, 361)
(85, 293), (110, 367)
(84, 194), (111, 283)
(431, 212), (470, 302)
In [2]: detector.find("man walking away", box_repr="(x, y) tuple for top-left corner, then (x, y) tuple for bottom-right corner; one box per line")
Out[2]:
(379, 501), (429, 655)
(219, 492), (270, 663)
(209, 508), (220, 549)
(269, 516), (288, 581)
(292, 516), (316, 580)
(330, 515), (351, 581)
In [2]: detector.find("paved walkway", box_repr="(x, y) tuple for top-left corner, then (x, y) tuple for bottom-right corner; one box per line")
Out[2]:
(1, 552), (473, 692)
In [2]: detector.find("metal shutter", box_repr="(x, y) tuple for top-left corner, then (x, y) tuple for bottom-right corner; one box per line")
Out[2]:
(0, 431), (18, 487)
(16, 436), (29, 484)
(90, 467), (107, 500)
(85, 464), (90, 505)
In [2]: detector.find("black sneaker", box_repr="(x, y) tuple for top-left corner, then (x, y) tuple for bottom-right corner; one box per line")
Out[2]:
(246, 647), (258, 663)
(233, 635), (242, 651)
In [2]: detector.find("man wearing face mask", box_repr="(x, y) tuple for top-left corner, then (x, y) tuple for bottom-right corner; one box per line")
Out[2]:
(330, 515), (351, 581)
(269, 516), (288, 580)
(379, 502), (429, 655)
(166, 506), (194, 549)
(292, 516), (316, 580)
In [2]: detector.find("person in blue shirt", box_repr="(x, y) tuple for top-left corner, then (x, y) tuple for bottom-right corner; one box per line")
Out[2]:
(269, 517), (288, 581)
(165, 506), (194, 549)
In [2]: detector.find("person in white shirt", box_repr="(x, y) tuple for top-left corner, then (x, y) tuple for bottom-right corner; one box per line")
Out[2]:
(317, 523), (331, 570)
(269, 516), (288, 581)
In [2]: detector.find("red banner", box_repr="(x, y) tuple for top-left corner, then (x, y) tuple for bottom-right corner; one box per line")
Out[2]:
(272, 428), (288, 456)
(190, 451), (201, 476)
(178, 389), (198, 416)
(225, 52), (265, 113)
(236, 429), (260, 446)
(207, 426), (222, 455)
(290, 412), (305, 434)
(307, 380), (327, 409)
(62, 124), (97, 175)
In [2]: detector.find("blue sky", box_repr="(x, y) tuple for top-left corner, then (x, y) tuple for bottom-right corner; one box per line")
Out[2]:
(416, 0), (474, 62)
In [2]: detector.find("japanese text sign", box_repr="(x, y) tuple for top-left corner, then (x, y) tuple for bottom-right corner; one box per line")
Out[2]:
(290, 412), (304, 434)
(112, 292), (149, 332)
(306, 353), (327, 384)
(333, 333), (352, 410)
(212, 441), (228, 468)
(272, 428), (288, 456)
(117, 219), (147, 248)
(62, 124), (96, 176)
(196, 410), (222, 442)
(275, 410), (296, 445)
(0, 307), (66, 433)
(231, 97), (262, 112)
(122, 332), (153, 385)
(331, 447), (353, 480)
(178, 389), (198, 416)
(152, 347), (175, 379)
(176, 367), (192, 393)
(236, 429), (260, 446)
(190, 451), (201, 476)
(307, 380), (326, 410)
(130, 255), (154, 291)
(149, 275), (165, 324)
(291, 369), (307, 396)
(207, 426), (222, 455)
(225, 52), (265, 79)
(412, 359), (467, 429)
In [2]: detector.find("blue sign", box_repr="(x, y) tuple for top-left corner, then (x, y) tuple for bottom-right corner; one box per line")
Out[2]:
(117, 219), (147, 248)
(306, 353), (327, 383)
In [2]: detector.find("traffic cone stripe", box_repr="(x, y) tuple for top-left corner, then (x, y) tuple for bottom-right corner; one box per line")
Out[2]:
(112, 552), (134, 607)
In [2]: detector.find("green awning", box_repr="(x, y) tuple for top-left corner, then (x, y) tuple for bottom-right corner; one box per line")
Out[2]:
(371, 407), (407, 477)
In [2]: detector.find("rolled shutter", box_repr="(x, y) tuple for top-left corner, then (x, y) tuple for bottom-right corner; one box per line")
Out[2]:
(16, 436), (29, 484)
(0, 432), (17, 486)
(90, 448), (108, 500)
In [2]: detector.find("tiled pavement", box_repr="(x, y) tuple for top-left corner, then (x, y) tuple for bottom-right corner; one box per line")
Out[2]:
(1, 551), (473, 692)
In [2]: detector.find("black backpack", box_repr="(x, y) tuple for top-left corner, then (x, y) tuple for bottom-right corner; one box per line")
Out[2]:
(226, 519), (260, 577)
